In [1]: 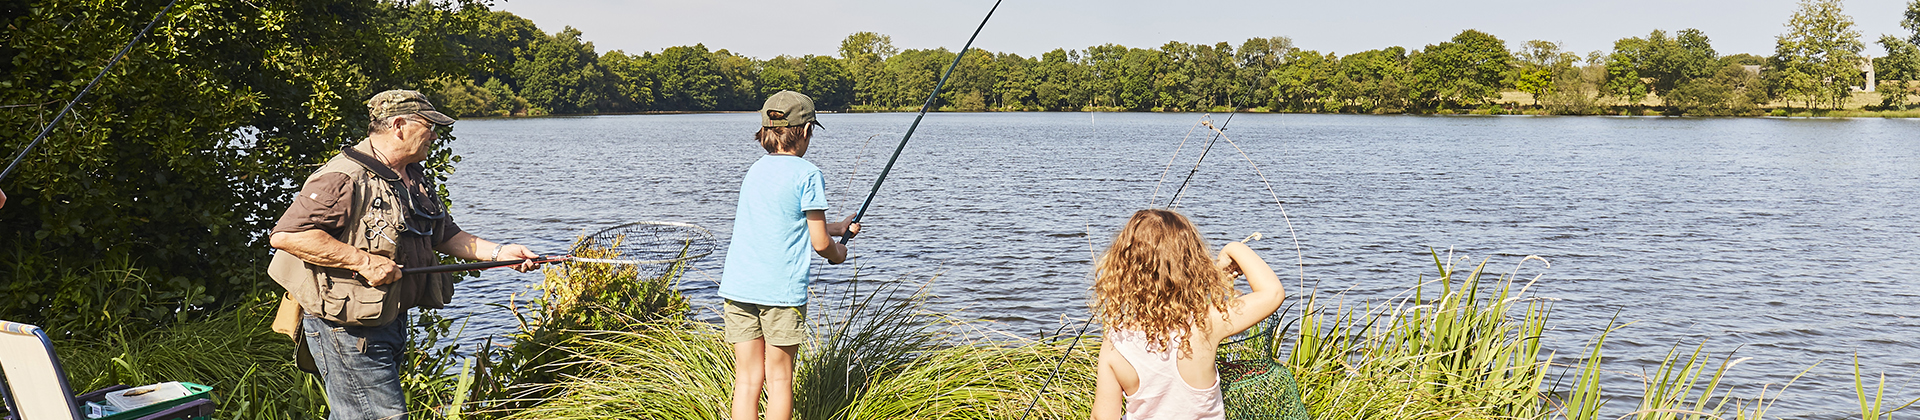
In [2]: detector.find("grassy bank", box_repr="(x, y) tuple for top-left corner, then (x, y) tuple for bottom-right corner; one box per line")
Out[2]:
(38, 250), (1920, 418)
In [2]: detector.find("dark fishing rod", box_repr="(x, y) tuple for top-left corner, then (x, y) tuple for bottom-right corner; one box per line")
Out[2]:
(0, 0), (181, 183)
(840, 0), (1006, 244)
(1164, 98), (1242, 208)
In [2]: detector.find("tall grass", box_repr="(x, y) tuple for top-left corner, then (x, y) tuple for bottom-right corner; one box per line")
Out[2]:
(499, 274), (1097, 420)
(1285, 253), (1554, 419)
(56, 295), (327, 419)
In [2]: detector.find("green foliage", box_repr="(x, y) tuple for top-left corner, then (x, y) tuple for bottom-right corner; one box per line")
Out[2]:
(1288, 254), (1552, 418)
(1513, 40), (1576, 105)
(1905, 0), (1920, 46)
(1409, 29), (1514, 108)
(0, 0), (472, 328)
(53, 296), (474, 419)
(512, 27), (612, 115)
(1770, 0), (1866, 109)
(1664, 64), (1768, 116)
(651, 44), (727, 111)
(1852, 355), (1920, 420)
(1879, 80), (1914, 109)
(1876, 35), (1920, 81)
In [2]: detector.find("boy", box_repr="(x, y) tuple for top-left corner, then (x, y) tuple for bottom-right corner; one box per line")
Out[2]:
(721, 90), (859, 420)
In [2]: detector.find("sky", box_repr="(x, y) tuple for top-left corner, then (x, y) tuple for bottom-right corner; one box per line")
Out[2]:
(490, 0), (1914, 60)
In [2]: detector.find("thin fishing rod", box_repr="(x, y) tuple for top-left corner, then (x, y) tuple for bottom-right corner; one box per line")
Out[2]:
(1164, 103), (1239, 208)
(0, 0), (180, 183)
(1019, 315), (1093, 420)
(841, 0), (1006, 244)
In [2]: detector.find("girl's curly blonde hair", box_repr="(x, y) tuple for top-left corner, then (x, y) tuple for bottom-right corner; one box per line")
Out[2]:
(1091, 209), (1236, 356)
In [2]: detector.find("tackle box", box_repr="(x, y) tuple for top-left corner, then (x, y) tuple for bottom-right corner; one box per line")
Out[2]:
(74, 382), (213, 420)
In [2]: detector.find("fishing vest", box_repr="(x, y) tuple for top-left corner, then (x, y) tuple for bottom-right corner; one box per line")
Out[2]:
(268, 143), (455, 327)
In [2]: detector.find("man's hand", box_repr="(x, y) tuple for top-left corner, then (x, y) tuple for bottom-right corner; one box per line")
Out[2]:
(496, 244), (540, 272)
(1, 187), (8, 209)
(358, 253), (403, 286)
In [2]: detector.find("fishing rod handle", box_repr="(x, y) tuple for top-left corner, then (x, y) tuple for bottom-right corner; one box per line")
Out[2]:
(399, 256), (566, 274)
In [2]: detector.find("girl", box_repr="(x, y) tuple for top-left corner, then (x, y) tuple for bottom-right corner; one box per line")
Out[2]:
(1090, 209), (1286, 420)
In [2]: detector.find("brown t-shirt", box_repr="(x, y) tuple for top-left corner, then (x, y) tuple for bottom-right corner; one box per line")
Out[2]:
(272, 161), (463, 309)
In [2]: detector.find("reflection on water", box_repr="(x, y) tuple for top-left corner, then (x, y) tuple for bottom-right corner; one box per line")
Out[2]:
(442, 112), (1919, 417)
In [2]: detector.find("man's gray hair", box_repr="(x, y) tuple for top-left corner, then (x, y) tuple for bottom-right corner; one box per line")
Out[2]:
(368, 114), (421, 134)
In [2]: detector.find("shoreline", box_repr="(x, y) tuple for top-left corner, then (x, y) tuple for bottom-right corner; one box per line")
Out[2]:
(455, 107), (1920, 120)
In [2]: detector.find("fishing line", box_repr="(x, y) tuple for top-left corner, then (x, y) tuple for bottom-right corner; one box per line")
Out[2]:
(1024, 106), (1312, 415)
(840, 0), (1006, 245)
(1164, 110), (1237, 208)
(0, 0), (181, 183)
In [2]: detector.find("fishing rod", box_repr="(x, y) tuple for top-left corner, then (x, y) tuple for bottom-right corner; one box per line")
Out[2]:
(1164, 97), (1242, 208)
(840, 0), (1006, 245)
(0, 0), (181, 183)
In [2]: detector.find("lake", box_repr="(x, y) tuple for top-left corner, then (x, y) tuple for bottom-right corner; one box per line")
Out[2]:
(440, 112), (1918, 418)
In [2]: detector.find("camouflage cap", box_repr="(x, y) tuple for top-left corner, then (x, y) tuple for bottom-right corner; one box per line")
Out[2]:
(760, 90), (823, 128)
(367, 89), (455, 126)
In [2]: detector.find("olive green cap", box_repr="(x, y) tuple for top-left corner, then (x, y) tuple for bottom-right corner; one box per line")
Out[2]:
(760, 90), (823, 128)
(367, 89), (455, 126)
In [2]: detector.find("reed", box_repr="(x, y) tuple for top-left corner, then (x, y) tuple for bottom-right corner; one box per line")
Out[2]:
(1285, 253), (1554, 419)
(55, 296), (328, 419)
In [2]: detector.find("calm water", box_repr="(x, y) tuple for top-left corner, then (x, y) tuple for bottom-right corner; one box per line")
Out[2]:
(440, 112), (1918, 418)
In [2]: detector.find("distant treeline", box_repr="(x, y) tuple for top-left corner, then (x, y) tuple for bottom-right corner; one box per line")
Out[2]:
(0, 0), (1915, 327)
(422, 0), (1919, 117)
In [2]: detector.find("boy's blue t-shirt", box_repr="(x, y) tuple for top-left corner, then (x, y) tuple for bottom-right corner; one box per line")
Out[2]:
(719, 155), (829, 307)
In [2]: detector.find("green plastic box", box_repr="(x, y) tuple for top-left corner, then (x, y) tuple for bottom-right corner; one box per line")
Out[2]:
(84, 382), (213, 420)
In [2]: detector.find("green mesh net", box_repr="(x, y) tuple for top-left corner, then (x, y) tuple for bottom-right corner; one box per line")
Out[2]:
(1216, 315), (1311, 420)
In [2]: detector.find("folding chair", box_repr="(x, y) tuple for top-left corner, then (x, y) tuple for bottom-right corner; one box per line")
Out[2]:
(1216, 314), (1311, 420)
(0, 320), (213, 420)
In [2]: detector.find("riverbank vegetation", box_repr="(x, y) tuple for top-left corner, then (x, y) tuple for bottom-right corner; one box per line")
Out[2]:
(4, 0), (1920, 417)
(356, 0), (1920, 118)
(44, 251), (1920, 418)
(5, 0), (1918, 344)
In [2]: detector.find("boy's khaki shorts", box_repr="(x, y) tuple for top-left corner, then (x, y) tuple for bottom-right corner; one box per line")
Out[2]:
(723, 299), (806, 347)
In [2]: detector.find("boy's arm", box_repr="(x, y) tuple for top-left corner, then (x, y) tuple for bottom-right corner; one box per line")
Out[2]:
(825, 213), (862, 238)
(806, 210), (849, 264)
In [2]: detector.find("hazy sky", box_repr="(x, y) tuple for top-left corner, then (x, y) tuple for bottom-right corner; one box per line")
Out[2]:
(491, 0), (1913, 60)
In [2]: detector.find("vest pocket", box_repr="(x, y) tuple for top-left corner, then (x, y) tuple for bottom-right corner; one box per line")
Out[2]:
(320, 273), (391, 326)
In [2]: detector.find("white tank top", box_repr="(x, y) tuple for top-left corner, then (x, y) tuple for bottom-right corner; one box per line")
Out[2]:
(1110, 329), (1226, 420)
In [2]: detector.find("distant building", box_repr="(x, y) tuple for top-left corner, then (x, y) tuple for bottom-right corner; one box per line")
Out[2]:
(1741, 65), (1763, 75)
(1856, 56), (1876, 92)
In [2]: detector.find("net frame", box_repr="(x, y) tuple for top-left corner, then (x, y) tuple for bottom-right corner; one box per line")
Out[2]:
(566, 221), (718, 266)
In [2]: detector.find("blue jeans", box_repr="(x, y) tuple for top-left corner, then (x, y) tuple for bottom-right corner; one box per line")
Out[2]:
(303, 313), (408, 420)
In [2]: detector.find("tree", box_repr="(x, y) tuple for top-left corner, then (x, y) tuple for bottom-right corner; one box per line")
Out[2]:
(1603, 36), (1652, 105)
(1236, 37), (1293, 108)
(600, 50), (655, 111)
(1876, 35), (1920, 82)
(1770, 0), (1865, 109)
(451, 8), (542, 90)
(651, 44), (724, 110)
(1269, 50), (1336, 112)
(801, 55), (854, 110)
(1033, 48), (1088, 110)
(1906, 0), (1920, 46)
(1409, 29), (1513, 108)
(1513, 40), (1577, 105)
(0, 0), (471, 328)
(839, 32), (897, 107)
(513, 27), (612, 114)
(1645, 29), (1719, 100)
(1335, 47), (1411, 112)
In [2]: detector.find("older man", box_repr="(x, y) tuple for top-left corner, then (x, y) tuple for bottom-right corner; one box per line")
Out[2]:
(268, 90), (537, 419)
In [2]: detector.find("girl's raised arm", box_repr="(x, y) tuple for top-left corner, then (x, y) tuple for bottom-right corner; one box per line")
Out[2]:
(1212, 241), (1285, 342)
